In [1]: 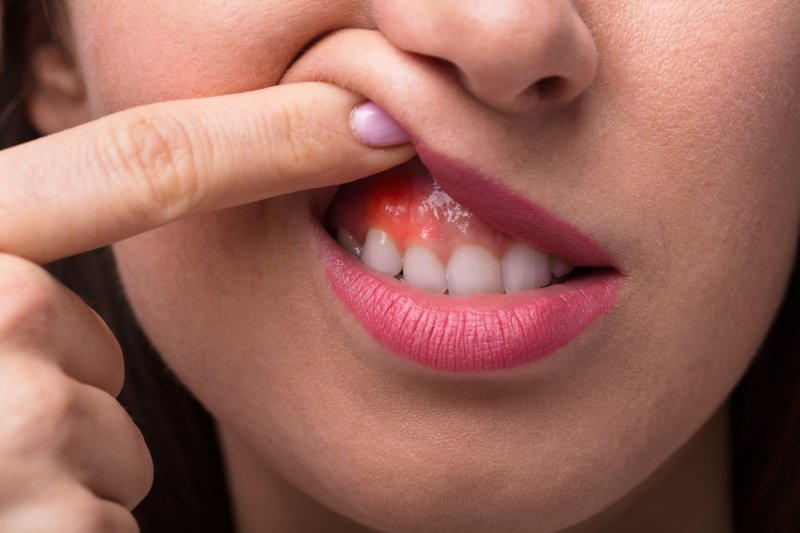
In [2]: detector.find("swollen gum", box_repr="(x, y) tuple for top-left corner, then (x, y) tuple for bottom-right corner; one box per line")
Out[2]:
(327, 166), (511, 261)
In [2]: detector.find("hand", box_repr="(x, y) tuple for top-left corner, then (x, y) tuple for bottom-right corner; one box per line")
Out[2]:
(0, 82), (413, 531)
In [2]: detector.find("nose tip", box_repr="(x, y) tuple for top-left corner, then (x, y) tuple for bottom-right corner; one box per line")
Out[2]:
(374, 0), (598, 114)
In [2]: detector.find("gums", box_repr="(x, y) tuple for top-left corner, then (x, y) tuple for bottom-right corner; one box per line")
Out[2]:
(326, 160), (511, 261)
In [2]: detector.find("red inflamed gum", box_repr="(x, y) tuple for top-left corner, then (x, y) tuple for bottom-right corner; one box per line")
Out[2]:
(327, 163), (512, 262)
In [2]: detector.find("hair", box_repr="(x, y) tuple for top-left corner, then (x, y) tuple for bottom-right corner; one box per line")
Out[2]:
(1, 2), (798, 532)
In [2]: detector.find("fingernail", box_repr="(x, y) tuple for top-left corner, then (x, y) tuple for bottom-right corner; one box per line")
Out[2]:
(350, 101), (410, 147)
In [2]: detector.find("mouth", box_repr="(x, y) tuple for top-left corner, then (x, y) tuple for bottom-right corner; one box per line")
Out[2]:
(311, 149), (621, 374)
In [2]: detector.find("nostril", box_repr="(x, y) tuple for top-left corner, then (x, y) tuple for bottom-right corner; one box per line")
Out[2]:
(533, 76), (566, 99)
(510, 76), (571, 112)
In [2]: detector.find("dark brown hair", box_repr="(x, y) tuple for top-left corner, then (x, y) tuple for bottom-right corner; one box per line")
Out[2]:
(1, 2), (798, 532)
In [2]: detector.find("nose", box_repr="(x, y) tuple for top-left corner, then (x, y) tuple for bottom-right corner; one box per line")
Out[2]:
(373, 0), (598, 113)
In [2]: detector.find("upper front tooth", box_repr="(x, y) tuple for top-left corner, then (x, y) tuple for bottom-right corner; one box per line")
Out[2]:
(446, 244), (503, 296)
(501, 242), (551, 293)
(337, 227), (362, 257)
(403, 245), (447, 293)
(361, 228), (403, 277)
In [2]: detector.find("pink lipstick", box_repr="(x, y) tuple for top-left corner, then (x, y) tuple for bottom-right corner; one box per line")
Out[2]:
(317, 155), (621, 373)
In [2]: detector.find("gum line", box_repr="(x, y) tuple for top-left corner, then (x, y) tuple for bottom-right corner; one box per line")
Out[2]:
(326, 164), (511, 262)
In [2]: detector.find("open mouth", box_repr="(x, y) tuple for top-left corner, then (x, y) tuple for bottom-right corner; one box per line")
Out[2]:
(326, 159), (581, 295)
(313, 153), (621, 373)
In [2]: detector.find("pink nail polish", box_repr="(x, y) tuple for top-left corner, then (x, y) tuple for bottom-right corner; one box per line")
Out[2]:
(350, 102), (410, 147)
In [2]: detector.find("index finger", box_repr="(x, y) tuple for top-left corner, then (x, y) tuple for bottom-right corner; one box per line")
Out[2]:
(0, 82), (414, 264)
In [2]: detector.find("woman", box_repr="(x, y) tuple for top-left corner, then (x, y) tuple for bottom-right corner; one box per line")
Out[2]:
(0, 1), (798, 531)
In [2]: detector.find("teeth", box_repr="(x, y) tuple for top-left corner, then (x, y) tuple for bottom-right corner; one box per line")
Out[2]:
(501, 242), (551, 294)
(403, 245), (447, 294)
(337, 228), (362, 257)
(347, 226), (572, 295)
(446, 244), (503, 296)
(361, 228), (403, 277)
(551, 257), (573, 279)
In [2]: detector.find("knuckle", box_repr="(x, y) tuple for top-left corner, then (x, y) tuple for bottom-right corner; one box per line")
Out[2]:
(79, 305), (125, 398)
(0, 255), (57, 345)
(140, 434), (155, 497)
(37, 489), (138, 533)
(104, 347), (126, 399)
(103, 108), (208, 225)
(71, 497), (133, 533)
(0, 362), (79, 457)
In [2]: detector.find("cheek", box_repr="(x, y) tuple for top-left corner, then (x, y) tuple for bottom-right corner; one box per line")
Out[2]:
(624, 1), (800, 356)
(586, 0), (800, 482)
(111, 201), (328, 432)
(67, 0), (365, 114)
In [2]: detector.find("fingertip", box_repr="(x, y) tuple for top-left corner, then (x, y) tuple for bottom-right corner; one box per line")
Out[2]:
(350, 101), (411, 147)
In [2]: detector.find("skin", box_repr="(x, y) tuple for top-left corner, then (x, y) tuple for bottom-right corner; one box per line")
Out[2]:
(15, 0), (800, 531)
(0, 7), (412, 533)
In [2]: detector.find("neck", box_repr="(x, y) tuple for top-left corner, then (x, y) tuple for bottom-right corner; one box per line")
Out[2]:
(219, 404), (733, 533)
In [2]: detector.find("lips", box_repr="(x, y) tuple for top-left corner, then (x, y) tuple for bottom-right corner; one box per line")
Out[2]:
(284, 30), (621, 373)
(313, 150), (622, 373)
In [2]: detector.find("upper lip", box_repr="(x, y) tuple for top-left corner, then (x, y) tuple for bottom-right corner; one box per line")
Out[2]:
(284, 29), (619, 270)
(410, 145), (618, 269)
(313, 141), (619, 270)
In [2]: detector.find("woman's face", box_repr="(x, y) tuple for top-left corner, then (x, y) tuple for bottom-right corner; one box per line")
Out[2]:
(61, 1), (799, 531)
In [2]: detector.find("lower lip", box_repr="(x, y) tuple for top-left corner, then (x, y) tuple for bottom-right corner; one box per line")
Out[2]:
(316, 225), (622, 373)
